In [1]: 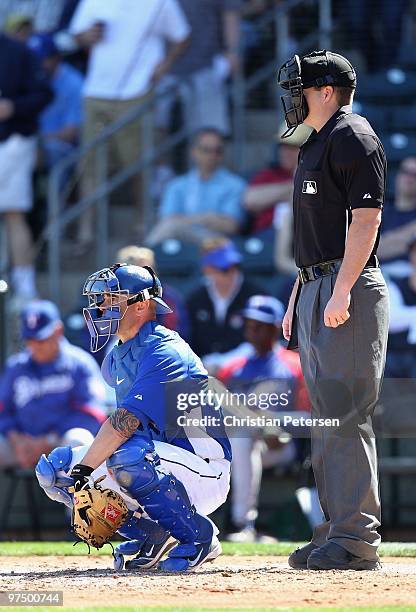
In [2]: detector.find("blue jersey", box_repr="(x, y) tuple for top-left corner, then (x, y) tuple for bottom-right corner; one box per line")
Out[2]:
(0, 339), (106, 436)
(102, 321), (231, 462)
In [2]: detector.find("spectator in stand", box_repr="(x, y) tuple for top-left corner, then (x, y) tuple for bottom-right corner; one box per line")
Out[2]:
(0, 33), (52, 301)
(244, 122), (310, 235)
(0, 300), (106, 469)
(0, 0), (68, 33)
(217, 295), (311, 542)
(378, 157), (416, 266)
(186, 239), (260, 364)
(28, 33), (83, 170)
(3, 13), (34, 42)
(147, 128), (246, 246)
(385, 234), (416, 378)
(0, 2), (86, 71)
(157, 0), (241, 139)
(115, 245), (190, 341)
(68, 0), (190, 251)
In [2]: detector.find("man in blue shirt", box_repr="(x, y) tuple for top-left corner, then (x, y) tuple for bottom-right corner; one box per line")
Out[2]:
(28, 33), (83, 170)
(59, 263), (231, 572)
(0, 300), (106, 469)
(147, 128), (246, 245)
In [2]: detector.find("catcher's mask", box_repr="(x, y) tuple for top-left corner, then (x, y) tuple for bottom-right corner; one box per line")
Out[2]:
(83, 263), (172, 352)
(277, 50), (357, 138)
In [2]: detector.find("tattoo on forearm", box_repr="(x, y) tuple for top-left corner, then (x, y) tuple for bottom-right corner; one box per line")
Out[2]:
(110, 408), (140, 438)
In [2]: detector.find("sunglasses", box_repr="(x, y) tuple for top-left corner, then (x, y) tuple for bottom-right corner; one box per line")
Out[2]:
(197, 145), (224, 155)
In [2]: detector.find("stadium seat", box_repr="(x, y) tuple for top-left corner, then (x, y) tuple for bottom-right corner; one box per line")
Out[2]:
(352, 101), (388, 130)
(154, 240), (199, 277)
(389, 105), (416, 133)
(356, 69), (416, 104)
(234, 230), (275, 275)
(380, 132), (416, 165)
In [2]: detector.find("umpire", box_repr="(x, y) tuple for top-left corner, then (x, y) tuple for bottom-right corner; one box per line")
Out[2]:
(278, 51), (389, 570)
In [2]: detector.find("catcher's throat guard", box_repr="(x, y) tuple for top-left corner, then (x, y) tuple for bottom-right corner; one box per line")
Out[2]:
(70, 476), (129, 550)
(83, 263), (171, 352)
(277, 54), (309, 139)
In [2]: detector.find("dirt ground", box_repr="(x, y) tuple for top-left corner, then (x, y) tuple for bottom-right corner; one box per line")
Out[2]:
(1, 555), (416, 609)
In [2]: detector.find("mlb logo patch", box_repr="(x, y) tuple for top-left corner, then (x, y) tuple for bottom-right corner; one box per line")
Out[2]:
(302, 181), (318, 194)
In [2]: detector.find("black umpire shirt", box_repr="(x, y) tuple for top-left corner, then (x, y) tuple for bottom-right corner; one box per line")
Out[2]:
(293, 105), (386, 268)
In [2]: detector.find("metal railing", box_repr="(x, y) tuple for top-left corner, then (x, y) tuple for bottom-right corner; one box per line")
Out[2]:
(45, 0), (332, 306)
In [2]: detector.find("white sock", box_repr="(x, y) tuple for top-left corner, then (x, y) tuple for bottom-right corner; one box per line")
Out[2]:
(11, 265), (38, 300)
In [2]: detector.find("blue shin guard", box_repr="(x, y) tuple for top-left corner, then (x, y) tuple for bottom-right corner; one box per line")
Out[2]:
(107, 440), (214, 556)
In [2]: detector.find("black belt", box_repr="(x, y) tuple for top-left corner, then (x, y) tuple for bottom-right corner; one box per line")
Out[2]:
(298, 255), (379, 284)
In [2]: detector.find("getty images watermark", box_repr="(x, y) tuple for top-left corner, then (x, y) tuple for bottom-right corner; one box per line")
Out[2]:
(175, 389), (340, 429)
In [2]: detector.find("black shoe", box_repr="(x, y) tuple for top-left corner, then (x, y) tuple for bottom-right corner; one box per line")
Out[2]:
(307, 542), (381, 571)
(288, 542), (318, 569)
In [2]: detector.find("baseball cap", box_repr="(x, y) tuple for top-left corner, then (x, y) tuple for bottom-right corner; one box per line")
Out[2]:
(201, 241), (242, 270)
(28, 33), (58, 60)
(241, 295), (285, 326)
(21, 300), (62, 341)
(300, 50), (357, 89)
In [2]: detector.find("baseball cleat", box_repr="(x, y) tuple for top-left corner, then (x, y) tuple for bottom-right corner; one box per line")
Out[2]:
(113, 533), (177, 571)
(225, 526), (256, 543)
(158, 519), (221, 572)
(306, 542), (381, 571)
(288, 541), (318, 569)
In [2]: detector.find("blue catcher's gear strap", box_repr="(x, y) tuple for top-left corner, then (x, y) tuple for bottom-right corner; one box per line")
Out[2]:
(110, 263), (162, 306)
(107, 442), (213, 545)
(118, 512), (168, 543)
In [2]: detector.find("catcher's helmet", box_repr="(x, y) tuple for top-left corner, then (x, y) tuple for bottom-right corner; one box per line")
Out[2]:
(83, 263), (172, 352)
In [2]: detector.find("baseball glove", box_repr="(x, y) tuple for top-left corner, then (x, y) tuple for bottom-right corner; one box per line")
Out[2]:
(69, 476), (129, 549)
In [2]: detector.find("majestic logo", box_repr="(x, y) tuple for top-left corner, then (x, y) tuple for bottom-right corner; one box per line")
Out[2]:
(134, 394), (143, 400)
(363, 193), (372, 199)
(101, 503), (122, 523)
(302, 181), (318, 194)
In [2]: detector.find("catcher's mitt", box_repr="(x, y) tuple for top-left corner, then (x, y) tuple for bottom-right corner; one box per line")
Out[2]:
(69, 476), (129, 549)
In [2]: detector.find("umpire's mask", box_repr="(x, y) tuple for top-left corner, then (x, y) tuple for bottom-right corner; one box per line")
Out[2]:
(277, 50), (357, 139)
(277, 54), (307, 139)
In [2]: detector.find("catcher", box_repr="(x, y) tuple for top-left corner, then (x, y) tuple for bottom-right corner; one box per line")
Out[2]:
(36, 443), (223, 569)
(36, 264), (231, 572)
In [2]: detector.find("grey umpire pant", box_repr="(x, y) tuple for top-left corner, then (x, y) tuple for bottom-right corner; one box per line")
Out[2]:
(296, 266), (389, 560)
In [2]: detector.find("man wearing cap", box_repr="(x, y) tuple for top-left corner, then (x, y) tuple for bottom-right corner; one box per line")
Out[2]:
(277, 50), (389, 570)
(187, 239), (261, 364)
(0, 300), (106, 469)
(218, 295), (310, 542)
